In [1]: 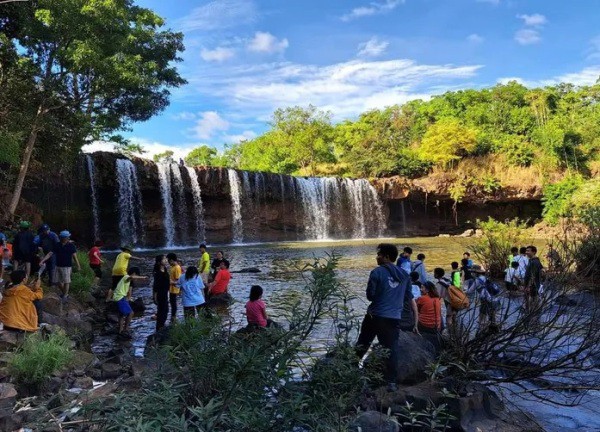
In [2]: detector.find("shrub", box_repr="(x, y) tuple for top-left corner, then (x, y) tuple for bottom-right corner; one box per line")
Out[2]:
(471, 218), (527, 277)
(9, 331), (73, 387)
(542, 175), (584, 224)
(70, 250), (95, 297)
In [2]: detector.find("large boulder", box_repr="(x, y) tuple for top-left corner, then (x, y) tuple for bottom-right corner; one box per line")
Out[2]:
(39, 292), (86, 317)
(348, 411), (399, 432)
(365, 331), (436, 385)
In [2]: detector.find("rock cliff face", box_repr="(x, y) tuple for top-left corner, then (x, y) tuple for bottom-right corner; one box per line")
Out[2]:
(17, 152), (543, 247)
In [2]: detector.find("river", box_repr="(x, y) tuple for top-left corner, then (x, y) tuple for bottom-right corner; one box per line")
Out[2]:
(92, 237), (600, 432)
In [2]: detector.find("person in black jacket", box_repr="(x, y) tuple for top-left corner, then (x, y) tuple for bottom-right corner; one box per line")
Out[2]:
(153, 255), (170, 331)
(210, 250), (225, 281)
(12, 221), (35, 279)
(524, 245), (544, 313)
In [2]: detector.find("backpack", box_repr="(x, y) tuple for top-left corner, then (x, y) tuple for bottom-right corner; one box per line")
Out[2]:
(448, 285), (469, 310)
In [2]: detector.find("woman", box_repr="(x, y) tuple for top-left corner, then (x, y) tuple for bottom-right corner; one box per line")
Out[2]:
(416, 281), (442, 334)
(210, 250), (225, 281)
(153, 255), (170, 331)
(178, 266), (206, 319)
(0, 270), (43, 332)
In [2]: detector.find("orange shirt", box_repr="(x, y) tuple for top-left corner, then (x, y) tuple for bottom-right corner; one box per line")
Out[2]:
(0, 284), (43, 332)
(211, 269), (231, 296)
(416, 295), (442, 330)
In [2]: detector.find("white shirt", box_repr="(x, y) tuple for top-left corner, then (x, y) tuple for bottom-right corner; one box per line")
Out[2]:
(411, 284), (421, 299)
(516, 255), (528, 278)
(505, 267), (518, 283)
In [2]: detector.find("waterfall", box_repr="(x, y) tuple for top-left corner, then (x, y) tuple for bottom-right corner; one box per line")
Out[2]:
(279, 174), (286, 235)
(157, 163), (175, 247)
(295, 178), (329, 240)
(345, 179), (367, 238)
(170, 164), (188, 244)
(86, 155), (100, 240)
(228, 169), (244, 243)
(115, 159), (144, 246)
(186, 167), (206, 244)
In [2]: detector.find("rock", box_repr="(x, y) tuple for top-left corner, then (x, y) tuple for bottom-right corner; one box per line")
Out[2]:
(70, 351), (97, 371)
(348, 411), (399, 432)
(232, 267), (262, 273)
(0, 383), (17, 418)
(438, 234), (451, 238)
(47, 376), (64, 394)
(40, 293), (85, 317)
(101, 362), (124, 380)
(73, 376), (94, 390)
(0, 413), (22, 432)
(365, 331), (436, 385)
(0, 331), (21, 351)
(130, 297), (146, 314)
(458, 229), (476, 237)
(206, 293), (234, 308)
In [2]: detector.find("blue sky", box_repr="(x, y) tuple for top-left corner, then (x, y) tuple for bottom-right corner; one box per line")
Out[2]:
(86, 0), (600, 159)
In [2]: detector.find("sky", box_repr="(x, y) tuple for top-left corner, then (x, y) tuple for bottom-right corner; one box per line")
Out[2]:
(83, 0), (600, 160)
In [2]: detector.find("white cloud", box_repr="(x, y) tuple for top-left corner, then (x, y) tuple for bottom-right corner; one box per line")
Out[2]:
(515, 29), (541, 45)
(587, 36), (600, 61)
(247, 32), (289, 54)
(222, 130), (258, 144)
(171, 112), (197, 121)
(200, 47), (236, 62)
(467, 34), (484, 44)
(517, 13), (547, 28)
(341, 0), (403, 22)
(82, 138), (195, 162)
(177, 0), (257, 32)
(189, 111), (230, 140)
(498, 66), (600, 88)
(358, 37), (389, 57)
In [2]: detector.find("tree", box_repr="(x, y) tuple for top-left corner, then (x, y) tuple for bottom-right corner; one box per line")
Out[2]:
(417, 119), (478, 168)
(3, 0), (185, 217)
(185, 145), (217, 166)
(153, 150), (174, 163)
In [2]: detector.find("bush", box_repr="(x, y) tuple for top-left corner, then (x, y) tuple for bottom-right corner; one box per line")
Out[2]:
(70, 250), (95, 297)
(542, 175), (584, 224)
(471, 218), (527, 277)
(9, 331), (73, 387)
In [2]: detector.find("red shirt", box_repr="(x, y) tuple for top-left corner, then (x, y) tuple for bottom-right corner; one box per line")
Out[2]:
(416, 295), (442, 330)
(211, 269), (231, 296)
(88, 246), (101, 266)
(246, 299), (267, 327)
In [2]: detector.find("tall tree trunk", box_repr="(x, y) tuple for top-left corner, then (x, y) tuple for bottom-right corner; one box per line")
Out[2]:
(8, 105), (43, 217)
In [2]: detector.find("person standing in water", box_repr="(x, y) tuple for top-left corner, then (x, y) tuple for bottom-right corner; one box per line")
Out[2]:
(109, 245), (141, 299)
(210, 250), (225, 281)
(167, 253), (182, 323)
(198, 244), (210, 285)
(178, 266), (206, 319)
(356, 243), (413, 392)
(153, 255), (170, 331)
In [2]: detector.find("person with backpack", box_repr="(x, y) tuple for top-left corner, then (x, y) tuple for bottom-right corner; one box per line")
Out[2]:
(505, 261), (520, 292)
(396, 247), (412, 274)
(433, 268), (453, 327)
(411, 253), (427, 284)
(356, 243), (413, 392)
(450, 262), (461, 288)
(399, 273), (420, 334)
(468, 268), (501, 331)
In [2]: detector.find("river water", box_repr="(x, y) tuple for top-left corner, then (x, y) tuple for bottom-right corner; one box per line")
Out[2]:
(92, 237), (600, 431)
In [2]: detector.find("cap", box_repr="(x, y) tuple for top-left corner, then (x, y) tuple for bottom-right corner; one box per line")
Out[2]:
(59, 230), (71, 238)
(19, 221), (31, 229)
(121, 245), (133, 252)
(40, 224), (50, 231)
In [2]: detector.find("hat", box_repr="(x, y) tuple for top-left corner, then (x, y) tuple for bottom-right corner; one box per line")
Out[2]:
(40, 224), (50, 231)
(121, 245), (133, 252)
(19, 221), (31, 229)
(59, 230), (71, 238)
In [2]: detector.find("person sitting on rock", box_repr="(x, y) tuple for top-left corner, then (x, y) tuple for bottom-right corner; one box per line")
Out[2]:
(416, 281), (443, 352)
(245, 285), (273, 329)
(210, 250), (225, 281)
(208, 259), (231, 298)
(0, 270), (43, 332)
(111, 267), (142, 340)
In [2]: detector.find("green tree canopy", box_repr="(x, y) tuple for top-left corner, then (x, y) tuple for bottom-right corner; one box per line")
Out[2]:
(154, 150), (175, 163)
(185, 145), (217, 166)
(417, 119), (478, 169)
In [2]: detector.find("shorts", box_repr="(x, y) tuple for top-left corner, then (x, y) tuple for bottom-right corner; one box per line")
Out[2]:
(117, 298), (133, 316)
(90, 264), (102, 278)
(56, 267), (72, 284)
(112, 275), (124, 289)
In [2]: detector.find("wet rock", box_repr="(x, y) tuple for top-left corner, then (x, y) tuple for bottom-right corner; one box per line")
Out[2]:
(101, 362), (123, 380)
(73, 376), (94, 390)
(130, 297), (146, 314)
(0, 331), (21, 351)
(348, 411), (399, 432)
(42, 314), (94, 343)
(40, 293), (85, 317)
(206, 293), (234, 308)
(365, 331), (436, 385)
(47, 377), (64, 394)
(232, 267), (262, 273)
(0, 383), (17, 418)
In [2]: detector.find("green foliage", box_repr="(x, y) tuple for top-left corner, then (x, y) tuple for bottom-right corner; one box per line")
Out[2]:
(185, 145), (218, 166)
(153, 150), (175, 163)
(9, 331), (73, 387)
(542, 175), (584, 224)
(70, 250), (96, 298)
(471, 218), (527, 277)
(417, 119), (478, 169)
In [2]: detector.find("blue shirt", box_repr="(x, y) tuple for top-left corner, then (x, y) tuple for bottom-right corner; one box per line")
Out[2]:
(396, 256), (412, 274)
(366, 264), (412, 320)
(178, 275), (206, 307)
(35, 232), (60, 254)
(411, 260), (428, 284)
(54, 241), (77, 267)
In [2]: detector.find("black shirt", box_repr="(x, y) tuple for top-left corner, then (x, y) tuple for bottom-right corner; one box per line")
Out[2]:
(153, 269), (170, 296)
(211, 258), (224, 274)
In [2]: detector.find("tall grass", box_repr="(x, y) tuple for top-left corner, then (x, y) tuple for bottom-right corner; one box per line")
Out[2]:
(70, 250), (96, 297)
(9, 331), (73, 386)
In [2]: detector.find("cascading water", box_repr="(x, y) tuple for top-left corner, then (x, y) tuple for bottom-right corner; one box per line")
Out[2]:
(115, 159), (144, 246)
(186, 166), (206, 244)
(86, 155), (100, 240)
(157, 163), (175, 247)
(294, 177), (329, 240)
(228, 169), (244, 243)
(170, 164), (188, 244)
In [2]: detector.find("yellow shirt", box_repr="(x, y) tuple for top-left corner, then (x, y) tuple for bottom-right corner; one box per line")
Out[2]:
(112, 252), (131, 276)
(198, 252), (210, 274)
(170, 264), (182, 294)
(113, 276), (132, 302)
(0, 284), (43, 332)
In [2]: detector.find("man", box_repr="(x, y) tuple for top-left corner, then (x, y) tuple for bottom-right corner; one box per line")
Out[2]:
(198, 244), (210, 284)
(411, 253), (427, 284)
(13, 221), (35, 279)
(40, 230), (80, 300)
(356, 243), (412, 392)
(208, 259), (231, 297)
(396, 246), (412, 274)
(167, 253), (182, 322)
(433, 267), (455, 327)
(110, 245), (141, 298)
(516, 247), (529, 279)
(524, 245), (543, 313)
(0, 270), (43, 332)
(35, 224), (59, 286)
(111, 267), (143, 340)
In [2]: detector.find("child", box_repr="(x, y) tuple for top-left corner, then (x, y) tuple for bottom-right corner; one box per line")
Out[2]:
(167, 253), (182, 323)
(110, 267), (142, 340)
(505, 261), (520, 292)
(245, 285), (269, 328)
(469, 269), (500, 331)
(178, 266), (206, 319)
(88, 240), (104, 287)
(460, 258), (474, 290)
(450, 262), (461, 288)
(411, 253), (427, 284)
(433, 267), (454, 327)
(463, 252), (473, 268)
(409, 271), (422, 300)
(0, 270), (43, 332)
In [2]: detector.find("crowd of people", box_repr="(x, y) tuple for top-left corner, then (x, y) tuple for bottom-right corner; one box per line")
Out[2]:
(356, 243), (547, 391)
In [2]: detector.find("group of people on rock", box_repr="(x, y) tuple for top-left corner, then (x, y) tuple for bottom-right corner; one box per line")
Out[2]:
(356, 243), (547, 391)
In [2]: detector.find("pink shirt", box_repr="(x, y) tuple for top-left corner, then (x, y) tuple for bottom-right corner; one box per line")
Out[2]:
(245, 299), (267, 327)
